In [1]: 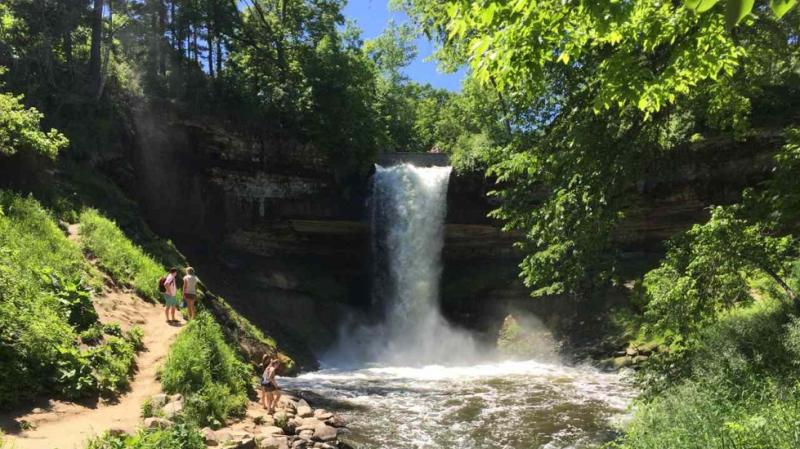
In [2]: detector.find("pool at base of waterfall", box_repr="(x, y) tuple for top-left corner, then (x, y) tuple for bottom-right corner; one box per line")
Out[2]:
(279, 360), (634, 449)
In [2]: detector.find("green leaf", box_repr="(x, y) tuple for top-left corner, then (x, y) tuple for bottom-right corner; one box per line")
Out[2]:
(685, 0), (721, 12)
(770, 0), (798, 17)
(726, 0), (755, 29)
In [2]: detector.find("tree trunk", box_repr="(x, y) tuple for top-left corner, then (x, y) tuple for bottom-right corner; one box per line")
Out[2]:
(193, 29), (199, 66)
(216, 37), (222, 75)
(158, 0), (167, 75)
(759, 264), (799, 309)
(208, 33), (215, 78)
(89, 0), (104, 93)
(63, 32), (73, 70)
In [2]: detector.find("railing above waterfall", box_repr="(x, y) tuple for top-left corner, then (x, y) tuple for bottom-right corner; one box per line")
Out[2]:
(376, 152), (450, 167)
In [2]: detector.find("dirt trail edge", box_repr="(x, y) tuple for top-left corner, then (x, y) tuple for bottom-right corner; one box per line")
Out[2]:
(1, 226), (182, 449)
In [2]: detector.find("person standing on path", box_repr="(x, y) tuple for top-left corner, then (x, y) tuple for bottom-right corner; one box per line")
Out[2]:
(162, 267), (179, 323)
(182, 266), (199, 320)
(261, 356), (282, 413)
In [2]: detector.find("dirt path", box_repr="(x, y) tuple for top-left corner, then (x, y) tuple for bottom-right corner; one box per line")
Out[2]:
(0, 226), (182, 449)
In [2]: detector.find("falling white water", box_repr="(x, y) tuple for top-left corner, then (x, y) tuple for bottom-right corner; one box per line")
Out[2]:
(327, 163), (483, 366)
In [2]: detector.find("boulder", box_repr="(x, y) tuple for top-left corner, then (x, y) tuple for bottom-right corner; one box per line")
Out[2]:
(202, 427), (220, 446)
(633, 355), (649, 365)
(636, 342), (659, 356)
(150, 393), (168, 408)
(162, 400), (184, 419)
(258, 436), (289, 449)
(311, 424), (337, 442)
(169, 393), (184, 403)
(291, 440), (307, 449)
(298, 429), (314, 441)
(144, 417), (173, 429)
(260, 426), (285, 436)
(324, 415), (347, 428)
(625, 346), (637, 357)
(296, 405), (313, 418)
(313, 409), (333, 420)
(232, 436), (256, 449)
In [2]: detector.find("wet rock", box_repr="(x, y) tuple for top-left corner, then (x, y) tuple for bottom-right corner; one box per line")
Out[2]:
(324, 415), (347, 428)
(312, 424), (337, 442)
(611, 356), (634, 369)
(144, 417), (173, 429)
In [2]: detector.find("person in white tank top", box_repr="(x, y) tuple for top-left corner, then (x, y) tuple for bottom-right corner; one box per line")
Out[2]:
(182, 267), (199, 320)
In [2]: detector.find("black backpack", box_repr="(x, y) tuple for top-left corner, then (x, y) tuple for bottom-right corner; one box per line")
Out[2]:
(158, 276), (167, 293)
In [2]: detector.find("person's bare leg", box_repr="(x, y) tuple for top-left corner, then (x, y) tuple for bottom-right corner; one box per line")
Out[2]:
(188, 300), (196, 320)
(265, 391), (274, 412)
(271, 390), (281, 413)
(261, 388), (268, 409)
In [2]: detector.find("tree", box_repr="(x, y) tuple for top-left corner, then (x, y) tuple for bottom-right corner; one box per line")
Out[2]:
(0, 69), (69, 159)
(643, 206), (797, 337)
(402, 0), (800, 299)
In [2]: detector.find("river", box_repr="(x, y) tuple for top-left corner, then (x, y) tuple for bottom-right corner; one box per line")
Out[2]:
(280, 360), (633, 449)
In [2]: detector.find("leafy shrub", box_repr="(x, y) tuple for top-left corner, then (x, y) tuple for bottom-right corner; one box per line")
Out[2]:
(161, 313), (251, 426)
(85, 424), (205, 449)
(613, 300), (800, 449)
(0, 193), (92, 407)
(103, 323), (123, 337)
(81, 325), (105, 345)
(89, 336), (137, 395)
(79, 209), (164, 301)
(126, 326), (145, 352)
(40, 269), (98, 331)
(140, 398), (154, 419)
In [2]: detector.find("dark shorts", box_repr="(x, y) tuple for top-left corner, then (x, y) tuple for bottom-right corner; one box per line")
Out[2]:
(261, 381), (278, 392)
(184, 293), (196, 301)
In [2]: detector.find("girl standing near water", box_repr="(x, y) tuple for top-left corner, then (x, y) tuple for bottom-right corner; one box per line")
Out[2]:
(261, 356), (282, 413)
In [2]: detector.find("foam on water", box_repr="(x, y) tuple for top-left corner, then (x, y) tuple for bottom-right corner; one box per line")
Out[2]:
(280, 360), (634, 449)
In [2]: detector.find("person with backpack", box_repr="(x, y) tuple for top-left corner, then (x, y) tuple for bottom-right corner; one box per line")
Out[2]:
(159, 267), (179, 323)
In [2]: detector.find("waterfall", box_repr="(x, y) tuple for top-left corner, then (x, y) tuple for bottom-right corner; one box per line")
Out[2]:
(368, 163), (480, 365)
(325, 163), (482, 367)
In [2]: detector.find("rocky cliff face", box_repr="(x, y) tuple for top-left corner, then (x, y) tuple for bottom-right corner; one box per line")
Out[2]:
(120, 101), (781, 365)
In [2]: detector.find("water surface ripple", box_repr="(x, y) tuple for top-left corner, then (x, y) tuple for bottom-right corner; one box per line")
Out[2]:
(280, 360), (633, 449)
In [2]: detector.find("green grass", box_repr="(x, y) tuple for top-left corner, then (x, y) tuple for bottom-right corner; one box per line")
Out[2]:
(85, 424), (205, 449)
(0, 192), (142, 408)
(612, 299), (800, 449)
(79, 209), (165, 301)
(160, 313), (252, 428)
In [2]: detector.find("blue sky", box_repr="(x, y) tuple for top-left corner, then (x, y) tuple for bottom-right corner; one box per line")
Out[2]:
(342, 0), (466, 91)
